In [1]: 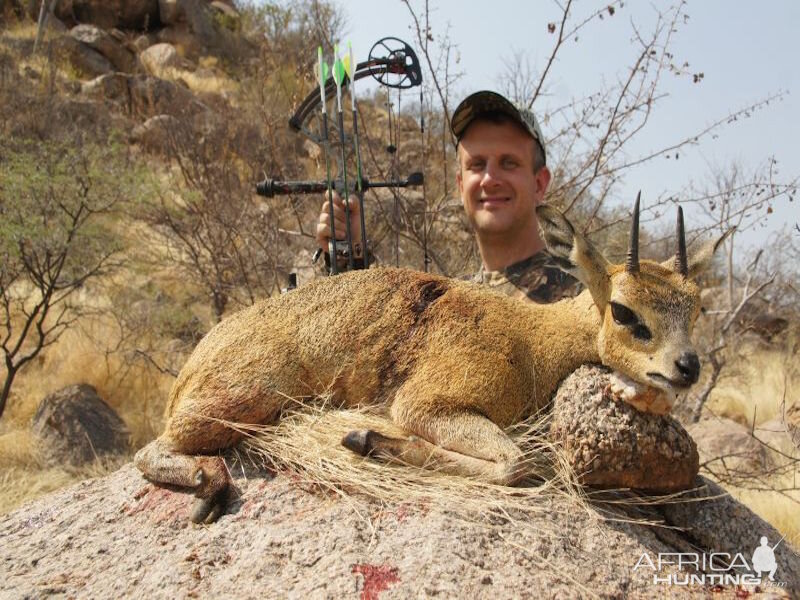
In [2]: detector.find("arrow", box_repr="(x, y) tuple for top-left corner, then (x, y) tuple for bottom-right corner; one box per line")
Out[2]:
(348, 41), (368, 268)
(333, 44), (355, 270)
(318, 46), (338, 274)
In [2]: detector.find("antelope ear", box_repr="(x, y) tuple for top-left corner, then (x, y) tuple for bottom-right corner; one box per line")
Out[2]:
(536, 205), (610, 308)
(687, 228), (734, 279)
(662, 228), (734, 279)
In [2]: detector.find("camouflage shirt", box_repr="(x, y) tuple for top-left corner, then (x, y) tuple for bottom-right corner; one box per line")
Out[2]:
(319, 247), (580, 304)
(468, 251), (581, 304)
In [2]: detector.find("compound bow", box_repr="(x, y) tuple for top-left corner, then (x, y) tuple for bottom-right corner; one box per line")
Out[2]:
(255, 37), (425, 276)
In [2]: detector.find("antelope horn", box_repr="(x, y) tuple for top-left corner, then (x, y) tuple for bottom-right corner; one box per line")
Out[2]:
(676, 205), (688, 277)
(626, 192), (641, 274)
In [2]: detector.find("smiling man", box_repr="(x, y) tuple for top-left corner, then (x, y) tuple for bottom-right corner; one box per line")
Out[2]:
(316, 90), (578, 303)
(450, 91), (577, 302)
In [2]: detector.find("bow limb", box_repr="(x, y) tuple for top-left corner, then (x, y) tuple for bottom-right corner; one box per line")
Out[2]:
(290, 37), (423, 142)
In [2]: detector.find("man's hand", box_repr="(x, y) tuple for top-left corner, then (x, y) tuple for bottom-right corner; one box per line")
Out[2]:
(316, 191), (363, 253)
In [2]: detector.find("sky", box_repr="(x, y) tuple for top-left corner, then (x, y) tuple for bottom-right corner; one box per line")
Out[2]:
(335, 0), (799, 253)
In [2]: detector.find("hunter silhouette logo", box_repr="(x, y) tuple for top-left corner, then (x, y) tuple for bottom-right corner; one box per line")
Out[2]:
(633, 534), (786, 587)
(752, 535), (781, 582)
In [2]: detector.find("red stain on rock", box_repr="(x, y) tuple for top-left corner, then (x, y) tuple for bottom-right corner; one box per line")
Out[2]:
(234, 480), (273, 520)
(125, 484), (191, 524)
(236, 498), (262, 520)
(351, 563), (400, 600)
(393, 500), (429, 521)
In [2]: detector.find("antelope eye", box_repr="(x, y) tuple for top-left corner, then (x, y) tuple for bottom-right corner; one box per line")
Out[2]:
(610, 302), (638, 326)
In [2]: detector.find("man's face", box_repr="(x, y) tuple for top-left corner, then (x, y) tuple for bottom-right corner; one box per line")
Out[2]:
(456, 119), (550, 238)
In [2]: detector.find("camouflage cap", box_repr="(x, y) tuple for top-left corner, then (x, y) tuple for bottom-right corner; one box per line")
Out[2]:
(450, 90), (546, 165)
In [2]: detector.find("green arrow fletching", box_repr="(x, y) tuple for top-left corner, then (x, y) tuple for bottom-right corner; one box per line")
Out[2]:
(317, 47), (329, 85)
(332, 45), (345, 86)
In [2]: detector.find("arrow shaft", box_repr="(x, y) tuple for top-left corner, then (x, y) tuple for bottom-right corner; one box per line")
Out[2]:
(335, 105), (355, 270)
(349, 42), (368, 268)
(332, 45), (354, 271)
(318, 47), (338, 275)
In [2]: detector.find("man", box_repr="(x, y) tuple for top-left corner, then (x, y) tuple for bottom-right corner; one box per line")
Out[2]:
(315, 90), (577, 302)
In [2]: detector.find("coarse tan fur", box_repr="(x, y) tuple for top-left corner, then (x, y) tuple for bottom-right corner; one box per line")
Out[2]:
(135, 205), (730, 523)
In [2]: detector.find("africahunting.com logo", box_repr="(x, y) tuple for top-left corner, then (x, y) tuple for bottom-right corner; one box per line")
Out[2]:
(633, 535), (787, 588)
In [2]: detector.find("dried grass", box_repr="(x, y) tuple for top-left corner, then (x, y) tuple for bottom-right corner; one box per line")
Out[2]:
(0, 460), (122, 516)
(0, 429), (36, 468)
(699, 340), (800, 544)
(0, 422), (125, 516)
(236, 398), (614, 537)
(0, 466), (80, 516)
(731, 484), (800, 548)
(1, 319), (172, 445)
(0, 313), (172, 516)
(150, 64), (238, 96)
(708, 342), (799, 426)
(2, 21), (38, 40)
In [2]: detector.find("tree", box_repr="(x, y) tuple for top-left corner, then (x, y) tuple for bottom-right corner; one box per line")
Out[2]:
(137, 116), (285, 322)
(0, 135), (137, 419)
(392, 1), (788, 275)
(681, 160), (798, 423)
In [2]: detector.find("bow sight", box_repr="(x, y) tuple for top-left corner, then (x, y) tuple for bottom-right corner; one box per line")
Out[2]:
(255, 37), (425, 275)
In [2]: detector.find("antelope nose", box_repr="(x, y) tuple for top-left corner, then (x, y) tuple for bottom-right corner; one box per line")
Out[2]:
(675, 352), (700, 385)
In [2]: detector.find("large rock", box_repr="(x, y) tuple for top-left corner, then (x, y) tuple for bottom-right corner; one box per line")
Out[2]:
(0, 464), (797, 597)
(549, 365), (699, 492)
(3, 366), (799, 597)
(686, 416), (767, 474)
(52, 35), (113, 78)
(182, 0), (246, 57)
(81, 72), (207, 117)
(56, 0), (159, 30)
(81, 72), (130, 102)
(156, 23), (202, 59)
(70, 24), (136, 72)
(127, 74), (207, 117)
(158, 0), (182, 25)
(138, 42), (180, 75)
(31, 384), (129, 468)
(131, 113), (180, 150)
(153, 1), (250, 61)
(660, 477), (800, 589)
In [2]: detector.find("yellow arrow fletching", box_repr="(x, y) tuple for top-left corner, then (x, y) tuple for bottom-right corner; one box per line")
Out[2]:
(343, 54), (352, 79)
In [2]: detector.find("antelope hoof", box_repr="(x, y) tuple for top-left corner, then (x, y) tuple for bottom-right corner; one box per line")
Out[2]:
(190, 489), (228, 524)
(342, 429), (382, 456)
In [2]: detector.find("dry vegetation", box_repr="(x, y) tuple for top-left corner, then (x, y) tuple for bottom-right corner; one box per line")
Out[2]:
(0, 0), (798, 548)
(243, 402), (590, 526)
(701, 336), (800, 545)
